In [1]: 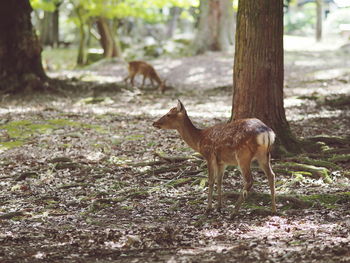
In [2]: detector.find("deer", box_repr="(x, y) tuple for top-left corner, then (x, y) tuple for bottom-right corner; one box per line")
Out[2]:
(124, 60), (166, 94)
(152, 100), (276, 218)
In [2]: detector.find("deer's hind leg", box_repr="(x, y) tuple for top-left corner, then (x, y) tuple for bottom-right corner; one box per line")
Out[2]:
(141, 74), (148, 88)
(130, 72), (137, 87)
(231, 148), (254, 217)
(256, 148), (276, 213)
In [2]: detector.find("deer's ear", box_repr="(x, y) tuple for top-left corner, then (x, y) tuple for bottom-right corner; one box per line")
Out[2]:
(177, 99), (185, 112)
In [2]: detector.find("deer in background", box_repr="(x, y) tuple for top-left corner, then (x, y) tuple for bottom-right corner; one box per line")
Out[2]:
(153, 100), (276, 218)
(124, 61), (166, 94)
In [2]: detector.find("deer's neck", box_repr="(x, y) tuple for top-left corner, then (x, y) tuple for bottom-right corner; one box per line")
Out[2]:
(151, 71), (162, 84)
(177, 114), (202, 152)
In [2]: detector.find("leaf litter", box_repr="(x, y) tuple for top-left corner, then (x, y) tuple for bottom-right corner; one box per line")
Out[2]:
(0, 50), (350, 262)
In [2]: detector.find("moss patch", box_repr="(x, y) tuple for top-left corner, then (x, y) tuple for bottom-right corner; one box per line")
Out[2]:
(300, 192), (350, 208)
(274, 162), (332, 183)
(0, 119), (106, 150)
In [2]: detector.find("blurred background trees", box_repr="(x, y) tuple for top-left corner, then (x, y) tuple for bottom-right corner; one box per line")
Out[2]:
(191, 0), (235, 54)
(28, 0), (350, 68)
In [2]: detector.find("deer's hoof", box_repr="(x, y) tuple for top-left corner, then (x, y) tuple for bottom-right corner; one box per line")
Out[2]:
(230, 212), (238, 220)
(242, 190), (248, 198)
(230, 207), (241, 219)
(205, 208), (213, 215)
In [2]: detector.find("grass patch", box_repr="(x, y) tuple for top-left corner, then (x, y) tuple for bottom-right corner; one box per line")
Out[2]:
(42, 47), (77, 71)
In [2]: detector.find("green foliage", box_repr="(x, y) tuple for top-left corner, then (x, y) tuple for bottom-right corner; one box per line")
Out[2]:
(31, 0), (198, 23)
(30, 0), (60, 11)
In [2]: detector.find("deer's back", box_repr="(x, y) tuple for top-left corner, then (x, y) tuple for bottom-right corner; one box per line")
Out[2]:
(199, 118), (272, 162)
(129, 61), (156, 77)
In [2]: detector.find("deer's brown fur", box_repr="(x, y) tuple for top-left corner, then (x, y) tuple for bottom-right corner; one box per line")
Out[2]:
(153, 100), (276, 217)
(124, 61), (165, 93)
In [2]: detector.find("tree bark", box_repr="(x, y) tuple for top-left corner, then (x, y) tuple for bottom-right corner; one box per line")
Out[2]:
(0, 0), (47, 94)
(192, 0), (234, 54)
(231, 0), (301, 153)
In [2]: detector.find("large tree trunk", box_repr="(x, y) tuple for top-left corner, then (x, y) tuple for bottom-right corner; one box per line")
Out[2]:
(231, 0), (301, 153)
(192, 0), (234, 54)
(96, 17), (122, 58)
(0, 0), (47, 94)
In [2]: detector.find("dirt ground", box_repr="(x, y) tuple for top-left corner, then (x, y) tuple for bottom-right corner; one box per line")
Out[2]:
(0, 37), (350, 262)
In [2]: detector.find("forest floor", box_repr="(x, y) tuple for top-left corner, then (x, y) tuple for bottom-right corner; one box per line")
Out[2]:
(0, 36), (350, 262)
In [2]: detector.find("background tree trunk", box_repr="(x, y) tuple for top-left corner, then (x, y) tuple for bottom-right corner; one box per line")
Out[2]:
(75, 5), (86, 65)
(96, 17), (121, 58)
(0, 0), (47, 94)
(52, 7), (60, 47)
(40, 5), (59, 47)
(192, 0), (234, 54)
(41, 11), (54, 46)
(316, 0), (323, 42)
(166, 7), (181, 38)
(231, 0), (300, 153)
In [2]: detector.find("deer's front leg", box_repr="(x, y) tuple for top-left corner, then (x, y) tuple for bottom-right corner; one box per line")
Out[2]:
(206, 159), (217, 214)
(216, 164), (226, 212)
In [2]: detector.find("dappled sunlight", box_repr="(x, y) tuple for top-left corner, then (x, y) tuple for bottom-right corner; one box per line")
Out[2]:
(284, 35), (347, 52)
(0, 106), (39, 115)
(288, 108), (345, 122)
(177, 244), (236, 256)
(154, 58), (183, 74)
(155, 52), (233, 91)
(163, 215), (350, 260)
(284, 97), (305, 108)
(312, 68), (350, 80)
(2, 0), (350, 260)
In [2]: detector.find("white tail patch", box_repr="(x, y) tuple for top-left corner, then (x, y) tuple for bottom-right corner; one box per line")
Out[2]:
(256, 131), (275, 147)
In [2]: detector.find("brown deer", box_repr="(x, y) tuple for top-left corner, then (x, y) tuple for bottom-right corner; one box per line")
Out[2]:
(153, 100), (276, 218)
(124, 61), (166, 93)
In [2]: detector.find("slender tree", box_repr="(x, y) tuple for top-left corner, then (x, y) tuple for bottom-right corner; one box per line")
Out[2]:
(231, 0), (301, 153)
(0, 0), (47, 94)
(192, 0), (234, 54)
(316, 0), (323, 42)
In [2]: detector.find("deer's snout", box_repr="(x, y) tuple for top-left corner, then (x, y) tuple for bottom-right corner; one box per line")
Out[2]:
(153, 121), (161, 129)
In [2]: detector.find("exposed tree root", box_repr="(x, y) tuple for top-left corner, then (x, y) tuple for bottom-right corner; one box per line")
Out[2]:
(274, 162), (331, 182)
